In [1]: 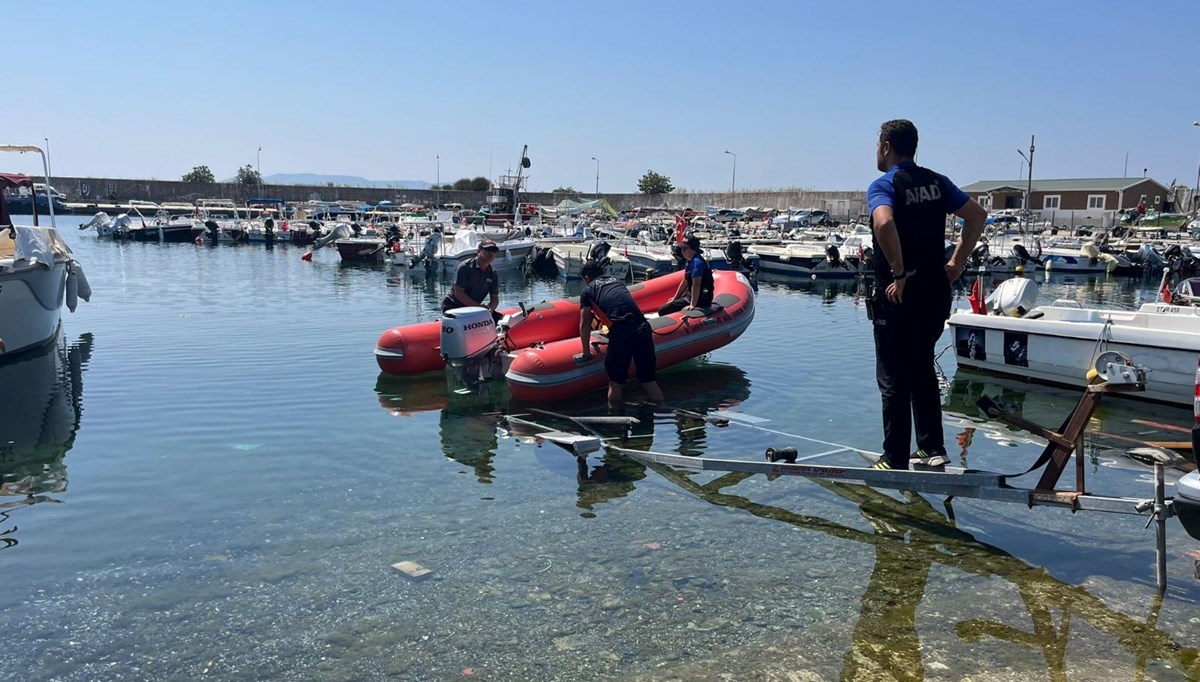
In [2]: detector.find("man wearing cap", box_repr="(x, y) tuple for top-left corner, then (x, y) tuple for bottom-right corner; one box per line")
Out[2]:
(578, 259), (665, 408)
(659, 234), (714, 316)
(442, 240), (502, 321)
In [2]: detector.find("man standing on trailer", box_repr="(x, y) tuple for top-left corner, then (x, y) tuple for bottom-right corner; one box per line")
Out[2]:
(868, 119), (987, 470)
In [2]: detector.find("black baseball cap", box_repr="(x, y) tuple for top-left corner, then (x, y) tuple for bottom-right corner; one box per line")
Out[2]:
(479, 239), (500, 252)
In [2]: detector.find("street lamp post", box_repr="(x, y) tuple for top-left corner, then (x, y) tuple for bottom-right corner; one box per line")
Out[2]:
(724, 150), (736, 202)
(436, 154), (440, 207)
(591, 157), (599, 197)
(1192, 122), (1200, 212)
(256, 146), (262, 193)
(1016, 135), (1034, 231)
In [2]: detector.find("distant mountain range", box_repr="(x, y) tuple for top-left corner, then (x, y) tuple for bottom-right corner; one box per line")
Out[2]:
(260, 173), (432, 189)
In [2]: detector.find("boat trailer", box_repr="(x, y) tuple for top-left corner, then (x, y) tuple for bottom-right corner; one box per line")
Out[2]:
(507, 358), (1199, 591)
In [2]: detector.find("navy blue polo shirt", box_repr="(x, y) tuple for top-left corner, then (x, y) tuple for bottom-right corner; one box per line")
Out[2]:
(868, 161), (969, 283)
(442, 256), (498, 310)
(580, 277), (646, 327)
(868, 161), (968, 215)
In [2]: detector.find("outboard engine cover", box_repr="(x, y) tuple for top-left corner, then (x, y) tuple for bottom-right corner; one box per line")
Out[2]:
(825, 243), (842, 266)
(441, 307), (501, 391)
(987, 278), (1039, 317)
(588, 240), (612, 266)
(728, 240), (744, 268)
(1011, 244), (1038, 264)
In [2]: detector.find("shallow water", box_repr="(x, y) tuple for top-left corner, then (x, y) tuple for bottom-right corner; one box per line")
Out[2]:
(1, 234), (1198, 681)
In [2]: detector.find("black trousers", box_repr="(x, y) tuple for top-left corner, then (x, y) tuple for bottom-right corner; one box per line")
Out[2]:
(658, 291), (713, 316)
(872, 288), (950, 467)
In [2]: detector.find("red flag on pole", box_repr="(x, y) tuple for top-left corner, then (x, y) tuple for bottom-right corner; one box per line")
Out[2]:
(1160, 277), (1174, 305)
(968, 277), (985, 314)
(674, 214), (687, 243)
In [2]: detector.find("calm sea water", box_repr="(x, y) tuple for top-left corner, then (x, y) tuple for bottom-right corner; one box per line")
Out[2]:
(2, 231), (1198, 681)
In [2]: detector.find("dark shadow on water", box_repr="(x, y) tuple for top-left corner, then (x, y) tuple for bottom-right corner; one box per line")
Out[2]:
(0, 332), (93, 551)
(643, 462), (1200, 681)
(757, 272), (870, 306)
(373, 359), (753, 506)
(945, 371), (1197, 470)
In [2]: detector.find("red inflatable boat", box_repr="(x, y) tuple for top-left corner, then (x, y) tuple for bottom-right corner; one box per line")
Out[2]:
(505, 270), (755, 401)
(374, 273), (683, 376)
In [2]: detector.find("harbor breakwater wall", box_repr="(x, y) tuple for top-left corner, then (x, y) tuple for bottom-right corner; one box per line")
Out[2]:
(40, 176), (868, 216)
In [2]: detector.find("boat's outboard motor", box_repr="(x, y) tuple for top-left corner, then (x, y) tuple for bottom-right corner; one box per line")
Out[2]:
(440, 307), (502, 392)
(531, 247), (557, 277)
(410, 231), (441, 269)
(986, 278), (1039, 317)
(1011, 243), (1040, 265)
(350, 222), (362, 236)
(204, 220), (221, 240)
(1137, 243), (1164, 269)
(263, 217), (276, 240)
(728, 240), (745, 270)
(825, 243), (842, 267)
(588, 240), (612, 268)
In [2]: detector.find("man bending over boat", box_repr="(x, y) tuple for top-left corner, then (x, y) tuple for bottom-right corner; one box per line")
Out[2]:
(659, 234), (714, 315)
(442, 240), (502, 321)
(578, 260), (665, 408)
(868, 119), (986, 471)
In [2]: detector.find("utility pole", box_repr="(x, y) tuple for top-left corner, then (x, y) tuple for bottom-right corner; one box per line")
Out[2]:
(724, 150), (737, 203)
(436, 154), (440, 207)
(1016, 135), (1035, 231)
(591, 157), (599, 197)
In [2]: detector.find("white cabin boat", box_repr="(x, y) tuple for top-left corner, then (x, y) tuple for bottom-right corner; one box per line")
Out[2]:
(949, 278), (1200, 406)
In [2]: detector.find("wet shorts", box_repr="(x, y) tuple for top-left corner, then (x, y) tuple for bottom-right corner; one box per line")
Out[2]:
(604, 322), (656, 385)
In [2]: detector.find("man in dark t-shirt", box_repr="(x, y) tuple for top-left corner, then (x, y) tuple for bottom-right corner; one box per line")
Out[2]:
(442, 240), (501, 321)
(867, 119), (986, 471)
(578, 260), (665, 407)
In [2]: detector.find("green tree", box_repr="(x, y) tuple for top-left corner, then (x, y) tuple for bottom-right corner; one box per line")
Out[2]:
(235, 165), (262, 186)
(469, 176), (490, 191)
(637, 170), (674, 194)
(553, 186), (579, 194)
(181, 165), (215, 183)
(452, 178), (473, 191)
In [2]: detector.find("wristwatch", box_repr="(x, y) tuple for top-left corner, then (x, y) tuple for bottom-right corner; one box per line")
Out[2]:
(891, 270), (908, 280)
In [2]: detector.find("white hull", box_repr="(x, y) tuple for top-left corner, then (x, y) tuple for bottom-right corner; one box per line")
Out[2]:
(549, 243), (631, 280)
(949, 303), (1200, 406)
(435, 243), (534, 274)
(0, 261), (67, 356)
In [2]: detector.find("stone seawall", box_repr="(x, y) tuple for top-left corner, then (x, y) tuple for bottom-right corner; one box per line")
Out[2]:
(41, 176), (868, 217)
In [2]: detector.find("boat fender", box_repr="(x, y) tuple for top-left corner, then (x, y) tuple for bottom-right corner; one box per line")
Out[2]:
(73, 262), (92, 303)
(65, 265), (79, 313)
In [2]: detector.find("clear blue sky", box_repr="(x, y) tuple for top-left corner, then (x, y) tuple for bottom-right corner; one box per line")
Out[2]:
(9, 0), (1200, 193)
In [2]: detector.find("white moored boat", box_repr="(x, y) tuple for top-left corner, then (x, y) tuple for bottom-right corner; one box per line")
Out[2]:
(948, 276), (1200, 406)
(1, 146), (90, 358)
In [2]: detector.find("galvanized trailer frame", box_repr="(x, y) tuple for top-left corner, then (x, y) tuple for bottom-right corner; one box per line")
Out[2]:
(507, 378), (1187, 590)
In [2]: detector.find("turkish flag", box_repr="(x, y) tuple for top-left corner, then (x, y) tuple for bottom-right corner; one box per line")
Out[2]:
(968, 277), (985, 314)
(1160, 277), (1174, 304)
(674, 214), (687, 242)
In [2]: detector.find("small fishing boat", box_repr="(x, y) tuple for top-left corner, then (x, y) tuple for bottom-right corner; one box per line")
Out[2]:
(750, 242), (863, 278)
(375, 270), (755, 402)
(1, 149), (91, 358)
